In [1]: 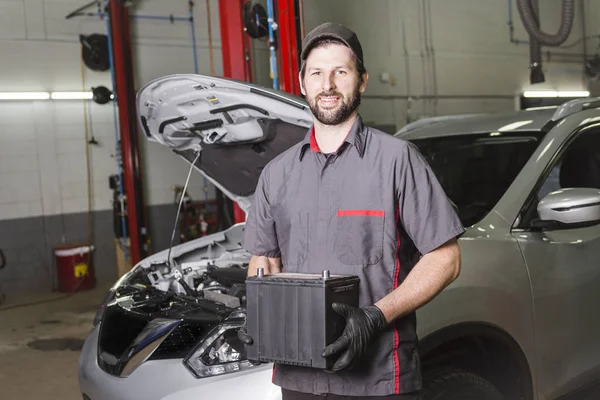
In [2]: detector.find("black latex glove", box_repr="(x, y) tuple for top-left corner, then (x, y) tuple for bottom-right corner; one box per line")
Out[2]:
(322, 303), (388, 371)
(237, 324), (253, 345)
(237, 323), (264, 366)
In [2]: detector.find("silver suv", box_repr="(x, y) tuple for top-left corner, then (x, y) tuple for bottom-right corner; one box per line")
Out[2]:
(79, 74), (600, 400)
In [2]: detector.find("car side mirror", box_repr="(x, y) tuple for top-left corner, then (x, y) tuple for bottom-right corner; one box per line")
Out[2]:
(536, 188), (600, 228)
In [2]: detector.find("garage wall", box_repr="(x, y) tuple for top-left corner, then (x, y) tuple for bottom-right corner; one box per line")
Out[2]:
(301, 0), (600, 129)
(1, 0), (598, 297)
(0, 0), (225, 297)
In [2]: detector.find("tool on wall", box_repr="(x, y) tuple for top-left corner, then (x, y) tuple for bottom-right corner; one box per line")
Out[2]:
(80, 33), (110, 71)
(243, 1), (268, 39)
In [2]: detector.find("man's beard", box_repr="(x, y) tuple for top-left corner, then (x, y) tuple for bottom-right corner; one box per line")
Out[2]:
(308, 82), (362, 125)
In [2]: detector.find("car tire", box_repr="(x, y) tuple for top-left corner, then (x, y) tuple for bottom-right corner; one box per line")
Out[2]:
(421, 368), (504, 400)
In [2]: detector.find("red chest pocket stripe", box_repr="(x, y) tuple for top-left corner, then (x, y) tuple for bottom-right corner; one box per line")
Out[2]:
(337, 210), (384, 217)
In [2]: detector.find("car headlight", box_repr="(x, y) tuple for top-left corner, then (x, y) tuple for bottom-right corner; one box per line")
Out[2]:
(92, 289), (116, 327)
(184, 318), (255, 378)
(93, 265), (140, 327)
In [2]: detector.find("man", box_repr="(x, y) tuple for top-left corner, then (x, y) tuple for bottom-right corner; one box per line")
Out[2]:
(241, 22), (464, 399)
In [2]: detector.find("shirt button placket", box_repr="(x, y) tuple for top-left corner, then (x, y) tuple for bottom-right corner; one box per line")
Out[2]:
(317, 155), (333, 263)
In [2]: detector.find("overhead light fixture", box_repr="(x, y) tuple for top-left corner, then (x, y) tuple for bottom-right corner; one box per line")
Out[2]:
(0, 92), (50, 100)
(557, 91), (591, 98)
(50, 91), (94, 100)
(523, 90), (590, 98)
(0, 90), (111, 103)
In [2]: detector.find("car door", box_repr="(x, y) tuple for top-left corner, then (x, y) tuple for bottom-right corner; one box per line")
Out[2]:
(513, 123), (600, 399)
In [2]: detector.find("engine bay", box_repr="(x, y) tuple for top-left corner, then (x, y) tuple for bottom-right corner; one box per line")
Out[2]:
(97, 225), (254, 376)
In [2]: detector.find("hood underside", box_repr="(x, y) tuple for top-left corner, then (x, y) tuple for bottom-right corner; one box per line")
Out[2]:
(137, 74), (313, 211)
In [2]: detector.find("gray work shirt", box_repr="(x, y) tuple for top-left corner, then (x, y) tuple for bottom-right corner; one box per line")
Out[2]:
(242, 116), (465, 396)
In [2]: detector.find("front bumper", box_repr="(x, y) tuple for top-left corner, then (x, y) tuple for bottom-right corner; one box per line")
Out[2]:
(78, 325), (281, 400)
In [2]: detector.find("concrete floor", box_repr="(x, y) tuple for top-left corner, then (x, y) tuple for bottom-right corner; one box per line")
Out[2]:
(0, 283), (110, 400)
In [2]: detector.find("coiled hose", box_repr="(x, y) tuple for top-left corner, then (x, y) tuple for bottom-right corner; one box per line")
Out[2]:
(528, 0), (545, 83)
(517, 0), (575, 84)
(517, 0), (575, 46)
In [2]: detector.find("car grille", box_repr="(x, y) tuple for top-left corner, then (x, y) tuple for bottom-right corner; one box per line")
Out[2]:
(149, 321), (215, 360)
(97, 303), (219, 376)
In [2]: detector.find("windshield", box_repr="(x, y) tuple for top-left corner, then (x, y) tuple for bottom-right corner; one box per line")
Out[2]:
(410, 132), (545, 226)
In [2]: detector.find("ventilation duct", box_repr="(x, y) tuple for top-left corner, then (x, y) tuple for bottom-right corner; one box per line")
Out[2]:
(517, 0), (576, 84)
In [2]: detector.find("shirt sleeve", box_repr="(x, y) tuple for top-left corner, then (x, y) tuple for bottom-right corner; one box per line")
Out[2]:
(242, 165), (281, 258)
(397, 141), (465, 255)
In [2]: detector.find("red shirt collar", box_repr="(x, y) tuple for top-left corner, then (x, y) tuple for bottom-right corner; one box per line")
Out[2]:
(309, 127), (321, 152)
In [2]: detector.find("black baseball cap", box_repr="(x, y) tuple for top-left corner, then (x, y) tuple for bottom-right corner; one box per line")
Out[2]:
(300, 22), (364, 66)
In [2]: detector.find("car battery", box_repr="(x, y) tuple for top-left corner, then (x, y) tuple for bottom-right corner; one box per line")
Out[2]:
(245, 269), (359, 370)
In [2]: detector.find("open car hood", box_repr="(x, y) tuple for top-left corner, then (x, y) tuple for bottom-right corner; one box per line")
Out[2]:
(137, 74), (313, 212)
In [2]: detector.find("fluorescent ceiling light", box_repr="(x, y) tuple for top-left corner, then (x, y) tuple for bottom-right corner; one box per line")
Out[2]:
(523, 90), (590, 98)
(50, 91), (94, 100)
(558, 90), (590, 98)
(0, 92), (50, 100)
(523, 91), (559, 98)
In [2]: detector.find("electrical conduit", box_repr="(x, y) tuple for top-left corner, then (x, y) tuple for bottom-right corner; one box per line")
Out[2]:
(103, 1), (129, 263)
(266, 0), (279, 90)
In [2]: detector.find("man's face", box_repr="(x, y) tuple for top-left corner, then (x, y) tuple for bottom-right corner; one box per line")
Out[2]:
(300, 43), (368, 126)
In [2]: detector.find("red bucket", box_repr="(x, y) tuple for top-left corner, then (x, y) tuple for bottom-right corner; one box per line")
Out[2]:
(54, 244), (95, 293)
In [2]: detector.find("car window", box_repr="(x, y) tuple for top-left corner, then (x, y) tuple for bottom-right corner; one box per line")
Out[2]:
(410, 133), (544, 227)
(527, 127), (600, 222)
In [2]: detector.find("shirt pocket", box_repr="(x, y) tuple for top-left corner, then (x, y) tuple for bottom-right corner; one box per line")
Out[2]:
(334, 210), (385, 266)
(279, 211), (309, 268)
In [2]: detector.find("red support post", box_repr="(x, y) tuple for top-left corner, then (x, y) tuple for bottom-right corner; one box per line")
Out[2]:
(277, 0), (301, 96)
(218, 0), (251, 82)
(109, 0), (148, 264)
(218, 0), (252, 224)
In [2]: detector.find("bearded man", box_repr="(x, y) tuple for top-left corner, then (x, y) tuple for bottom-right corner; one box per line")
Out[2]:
(241, 22), (465, 400)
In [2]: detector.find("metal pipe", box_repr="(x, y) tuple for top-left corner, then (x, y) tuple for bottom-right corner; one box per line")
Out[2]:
(131, 15), (189, 21)
(189, 1), (199, 75)
(528, 0), (545, 84)
(362, 94), (516, 100)
(399, 3), (411, 124)
(205, 0), (216, 76)
(508, 0), (530, 45)
(109, 0), (148, 264)
(103, 1), (129, 263)
(85, 12), (189, 22)
(425, 0), (437, 115)
(266, 0), (279, 90)
(580, 0), (588, 86)
(298, 0), (305, 39)
(420, 0), (428, 115)
(277, 0), (301, 95)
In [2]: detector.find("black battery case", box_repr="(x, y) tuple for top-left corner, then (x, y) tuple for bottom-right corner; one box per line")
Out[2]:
(245, 272), (359, 370)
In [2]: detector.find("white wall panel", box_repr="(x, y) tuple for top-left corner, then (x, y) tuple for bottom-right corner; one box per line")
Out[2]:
(0, 0), (27, 39)
(0, 0), (225, 221)
(301, 0), (599, 128)
(1, 0), (598, 222)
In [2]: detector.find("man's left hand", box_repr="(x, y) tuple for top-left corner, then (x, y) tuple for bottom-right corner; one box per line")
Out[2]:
(322, 303), (388, 371)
